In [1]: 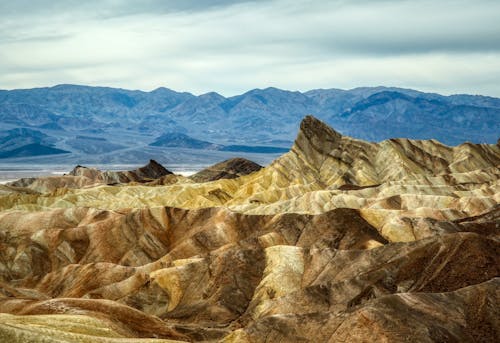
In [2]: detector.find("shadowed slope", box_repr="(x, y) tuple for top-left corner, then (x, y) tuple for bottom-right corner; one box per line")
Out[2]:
(189, 158), (262, 183)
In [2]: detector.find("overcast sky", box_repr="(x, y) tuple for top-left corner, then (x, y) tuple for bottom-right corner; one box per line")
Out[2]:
(1, 0), (499, 96)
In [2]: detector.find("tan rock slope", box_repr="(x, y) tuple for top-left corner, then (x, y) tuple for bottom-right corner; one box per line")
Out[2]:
(0, 116), (498, 342)
(6, 159), (173, 193)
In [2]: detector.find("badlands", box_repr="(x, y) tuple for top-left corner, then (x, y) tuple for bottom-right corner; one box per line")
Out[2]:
(0, 116), (498, 342)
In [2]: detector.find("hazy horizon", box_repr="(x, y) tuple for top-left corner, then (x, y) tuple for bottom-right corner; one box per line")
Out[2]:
(1, 0), (500, 97)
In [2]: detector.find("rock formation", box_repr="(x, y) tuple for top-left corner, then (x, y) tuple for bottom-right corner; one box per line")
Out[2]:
(6, 159), (173, 192)
(190, 158), (262, 182)
(0, 116), (498, 342)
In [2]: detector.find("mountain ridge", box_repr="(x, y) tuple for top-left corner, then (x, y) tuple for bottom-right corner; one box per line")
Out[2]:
(0, 84), (498, 163)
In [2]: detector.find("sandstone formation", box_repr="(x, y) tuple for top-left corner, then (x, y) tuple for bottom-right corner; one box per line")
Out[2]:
(0, 116), (498, 342)
(69, 159), (172, 182)
(6, 159), (173, 193)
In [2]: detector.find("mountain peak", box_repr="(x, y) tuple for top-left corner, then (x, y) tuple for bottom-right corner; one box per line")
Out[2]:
(291, 115), (343, 164)
(298, 115), (342, 144)
(134, 159), (172, 179)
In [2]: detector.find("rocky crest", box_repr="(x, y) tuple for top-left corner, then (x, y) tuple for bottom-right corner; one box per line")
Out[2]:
(7, 159), (173, 192)
(0, 116), (498, 342)
(190, 158), (262, 182)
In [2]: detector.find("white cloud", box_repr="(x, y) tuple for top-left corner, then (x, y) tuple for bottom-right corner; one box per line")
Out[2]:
(1, 0), (499, 96)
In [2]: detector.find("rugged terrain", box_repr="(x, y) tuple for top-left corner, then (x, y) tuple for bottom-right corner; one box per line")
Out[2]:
(0, 116), (499, 342)
(1, 85), (499, 165)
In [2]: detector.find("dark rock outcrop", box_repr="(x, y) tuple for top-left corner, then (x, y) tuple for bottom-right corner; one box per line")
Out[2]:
(190, 158), (262, 182)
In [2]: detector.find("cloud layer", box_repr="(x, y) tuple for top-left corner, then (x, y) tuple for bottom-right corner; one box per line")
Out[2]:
(1, 0), (500, 96)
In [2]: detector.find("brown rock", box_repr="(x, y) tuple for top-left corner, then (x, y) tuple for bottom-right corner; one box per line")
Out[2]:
(190, 158), (262, 183)
(0, 116), (498, 342)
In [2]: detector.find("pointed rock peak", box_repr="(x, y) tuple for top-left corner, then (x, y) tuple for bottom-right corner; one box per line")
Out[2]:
(136, 160), (172, 178)
(146, 159), (162, 168)
(290, 116), (344, 165)
(298, 115), (342, 144)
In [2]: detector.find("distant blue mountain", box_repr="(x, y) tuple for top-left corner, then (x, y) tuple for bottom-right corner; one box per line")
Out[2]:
(150, 132), (220, 150)
(0, 143), (69, 158)
(149, 132), (290, 154)
(0, 128), (56, 151)
(0, 84), (498, 161)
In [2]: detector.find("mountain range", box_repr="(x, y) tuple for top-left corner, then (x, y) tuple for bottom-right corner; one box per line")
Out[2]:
(0, 84), (498, 164)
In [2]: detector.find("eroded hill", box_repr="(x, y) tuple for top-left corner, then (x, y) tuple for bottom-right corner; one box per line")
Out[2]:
(0, 116), (498, 342)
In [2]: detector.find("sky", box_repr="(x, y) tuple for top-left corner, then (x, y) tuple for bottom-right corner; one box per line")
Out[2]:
(1, 0), (500, 96)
